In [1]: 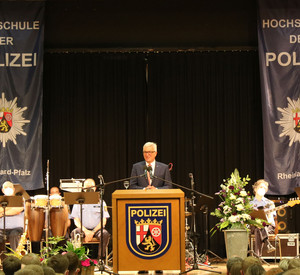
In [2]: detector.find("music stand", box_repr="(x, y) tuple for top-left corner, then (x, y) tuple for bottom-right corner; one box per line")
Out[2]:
(197, 195), (224, 264)
(13, 184), (30, 201)
(250, 209), (268, 221)
(64, 192), (99, 245)
(248, 209), (270, 265)
(0, 196), (23, 257)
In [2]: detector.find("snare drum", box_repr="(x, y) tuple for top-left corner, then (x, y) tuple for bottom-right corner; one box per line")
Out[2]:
(49, 194), (62, 208)
(33, 195), (48, 208)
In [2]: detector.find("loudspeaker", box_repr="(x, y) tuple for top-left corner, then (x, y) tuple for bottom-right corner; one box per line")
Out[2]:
(274, 201), (295, 233)
(277, 207), (288, 233)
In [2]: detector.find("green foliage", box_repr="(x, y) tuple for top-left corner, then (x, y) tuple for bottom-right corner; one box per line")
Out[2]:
(40, 236), (65, 263)
(64, 241), (90, 261)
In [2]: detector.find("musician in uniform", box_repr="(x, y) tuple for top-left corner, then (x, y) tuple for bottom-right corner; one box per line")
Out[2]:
(250, 179), (276, 256)
(70, 178), (110, 260)
(0, 181), (24, 252)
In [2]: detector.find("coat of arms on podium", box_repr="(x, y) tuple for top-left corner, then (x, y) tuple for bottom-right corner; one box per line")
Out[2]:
(126, 203), (172, 259)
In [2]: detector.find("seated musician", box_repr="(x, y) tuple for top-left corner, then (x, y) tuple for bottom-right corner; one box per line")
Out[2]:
(70, 178), (110, 260)
(0, 181), (24, 252)
(250, 179), (276, 256)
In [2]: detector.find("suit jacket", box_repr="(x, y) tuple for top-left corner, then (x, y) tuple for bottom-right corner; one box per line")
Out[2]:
(129, 161), (172, 189)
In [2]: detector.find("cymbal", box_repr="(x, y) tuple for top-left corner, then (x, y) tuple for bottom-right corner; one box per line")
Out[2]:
(185, 211), (192, 217)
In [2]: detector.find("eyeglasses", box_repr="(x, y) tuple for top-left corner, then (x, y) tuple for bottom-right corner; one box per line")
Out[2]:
(143, 151), (156, 154)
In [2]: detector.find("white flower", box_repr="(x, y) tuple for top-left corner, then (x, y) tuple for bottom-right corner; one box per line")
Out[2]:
(220, 184), (226, 190)
(241, 214), (251, 220)
(229, 194), (236, 200)
(223, 205), (230, 211)
(240, 190), (247, 197)
(228, 215), (239, 223)
(223, 205), (232, 214)
(236, 197), (244, 204)
(236, 204), (244, 211)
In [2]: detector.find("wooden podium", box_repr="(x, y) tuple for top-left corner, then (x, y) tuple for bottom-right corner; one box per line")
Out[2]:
(112, 189), (185, 273)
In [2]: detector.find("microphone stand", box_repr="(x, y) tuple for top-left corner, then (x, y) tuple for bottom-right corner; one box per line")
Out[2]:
(149, 174), (220, 274)
(200, 204), (225, 263)
(0, 201), (8, 260)
(45, 160), (50, 253)
(96, 175), (118, 275)
(150, 174), (213, 201)
(94, 173), (150, 190)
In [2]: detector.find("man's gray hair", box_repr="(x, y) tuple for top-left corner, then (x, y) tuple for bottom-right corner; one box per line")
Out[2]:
(143, 142), (157, 152)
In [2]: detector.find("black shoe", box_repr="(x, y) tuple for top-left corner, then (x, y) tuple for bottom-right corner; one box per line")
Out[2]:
(155, 271), (163, 274)
(138, 271), (148, 274)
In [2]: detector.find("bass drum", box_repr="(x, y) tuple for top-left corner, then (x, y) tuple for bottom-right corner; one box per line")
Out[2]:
(50, 203), (68, 237)
(26, 202), (45, 242)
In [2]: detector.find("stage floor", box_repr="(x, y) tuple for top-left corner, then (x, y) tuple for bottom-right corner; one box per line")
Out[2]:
(94, 261), (280, 274)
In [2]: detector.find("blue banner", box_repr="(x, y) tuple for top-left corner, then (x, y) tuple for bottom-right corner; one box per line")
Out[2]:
(0, 2), (44, 190)
(258, 0), (300, 195)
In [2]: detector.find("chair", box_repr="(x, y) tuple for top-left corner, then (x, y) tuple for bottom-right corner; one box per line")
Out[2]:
(82, 237), (110, 266)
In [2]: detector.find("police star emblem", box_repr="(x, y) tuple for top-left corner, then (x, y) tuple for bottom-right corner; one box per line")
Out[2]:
(0, 93), (30, 147)
(276, 97), (300, 146)
(126, 203), (172, 259)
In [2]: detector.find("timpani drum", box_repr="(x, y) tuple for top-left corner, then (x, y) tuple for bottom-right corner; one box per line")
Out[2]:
(26, 201), (45, 242)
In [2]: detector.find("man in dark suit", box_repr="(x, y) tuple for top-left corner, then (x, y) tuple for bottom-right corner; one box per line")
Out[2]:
(130, 142), (172, 274)
(130, 142), (172, 189)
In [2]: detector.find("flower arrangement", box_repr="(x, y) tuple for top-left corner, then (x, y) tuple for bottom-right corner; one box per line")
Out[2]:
(81, 258), (98, 268)
(64, 241), (98, 270)
(210, 169), (266, 235)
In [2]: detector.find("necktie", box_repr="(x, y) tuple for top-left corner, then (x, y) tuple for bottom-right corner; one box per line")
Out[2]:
(147, 164), (152, 186)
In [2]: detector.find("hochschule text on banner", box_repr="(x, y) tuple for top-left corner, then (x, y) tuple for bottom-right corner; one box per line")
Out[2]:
(257, 0), (300, 195)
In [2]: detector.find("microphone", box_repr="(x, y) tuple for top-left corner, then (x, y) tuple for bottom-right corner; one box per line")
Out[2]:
(189, 173), (194, 189)
(98, 175), (104, 185)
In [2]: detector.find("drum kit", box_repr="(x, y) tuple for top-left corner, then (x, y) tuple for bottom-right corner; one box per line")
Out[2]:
(184, 197), (222, 274)
(25, 194), (69, 242)
(184, 197), (205, 267)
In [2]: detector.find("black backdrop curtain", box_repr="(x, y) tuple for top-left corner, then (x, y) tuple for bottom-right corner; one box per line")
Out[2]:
(42, 50), (300, 257)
